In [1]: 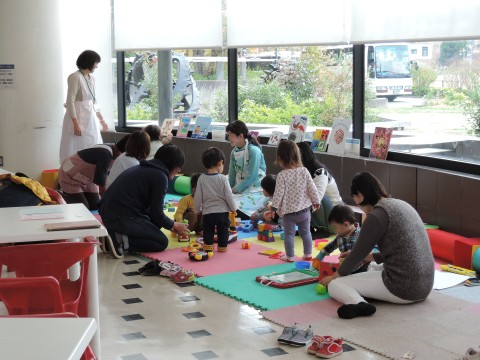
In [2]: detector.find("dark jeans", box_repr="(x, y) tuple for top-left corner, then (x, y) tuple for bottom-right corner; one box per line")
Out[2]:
(311, 195), (335, 234)
(62, 191), (100, 211)
(100, 211), (168, 252)
(203, 212), (230, 247)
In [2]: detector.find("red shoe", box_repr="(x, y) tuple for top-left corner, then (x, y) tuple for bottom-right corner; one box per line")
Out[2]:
(307, 335), (334, 354)
(315, 338), (343, 358)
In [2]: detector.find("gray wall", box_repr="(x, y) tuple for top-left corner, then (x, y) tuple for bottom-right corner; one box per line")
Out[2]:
(105, 133), (480, 237)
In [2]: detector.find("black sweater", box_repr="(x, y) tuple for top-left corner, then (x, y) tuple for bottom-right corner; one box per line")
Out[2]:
(99, 159), (174, 230)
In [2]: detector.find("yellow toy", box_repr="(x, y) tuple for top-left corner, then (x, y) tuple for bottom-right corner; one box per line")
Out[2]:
(440, 264), (476, 277)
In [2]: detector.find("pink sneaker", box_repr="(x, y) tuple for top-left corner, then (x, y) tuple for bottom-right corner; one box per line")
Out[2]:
(315, 338), (343, 358)
(280, 255), (295, 262)
(307, 335), (334, 354)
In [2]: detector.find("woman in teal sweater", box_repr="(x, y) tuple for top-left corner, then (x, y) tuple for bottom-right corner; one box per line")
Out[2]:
(226, 120), (267, 218)
(226, 120), (266, 193)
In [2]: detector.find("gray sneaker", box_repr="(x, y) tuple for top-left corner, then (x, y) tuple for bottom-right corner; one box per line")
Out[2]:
(288, 325), (313, 346)
(277, 323), (298, 344)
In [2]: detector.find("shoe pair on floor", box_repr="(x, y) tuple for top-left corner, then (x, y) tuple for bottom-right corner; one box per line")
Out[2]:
(307, 335), (343, 358)
(277, 324), (313, 346)
(138, 260), (195, 284)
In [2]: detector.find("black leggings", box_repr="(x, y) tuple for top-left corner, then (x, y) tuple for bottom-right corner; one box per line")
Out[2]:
(62, 192), (100, 210)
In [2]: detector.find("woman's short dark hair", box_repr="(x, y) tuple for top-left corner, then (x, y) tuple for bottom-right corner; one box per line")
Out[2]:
(143, 124), (161, 141)
(328, 204), (356, 224)
(226, 120), (260, 147)
(260, 174), (276, 196)
(125, 130), (151, 160)
(155, 144), (185, 171)
(297, 141), (328, 177)
(76, 50), (101, 71)
(350, 172), (389, 206)
(202, 147), (226, 169)
(190, 173), (201, 190)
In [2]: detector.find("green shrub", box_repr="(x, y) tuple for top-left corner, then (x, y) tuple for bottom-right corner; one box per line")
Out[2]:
(462, 86), (480, 136)
(412, 65), (437, 97)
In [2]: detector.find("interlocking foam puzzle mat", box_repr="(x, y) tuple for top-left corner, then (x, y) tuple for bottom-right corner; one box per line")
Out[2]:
(194, 263), (329, 311)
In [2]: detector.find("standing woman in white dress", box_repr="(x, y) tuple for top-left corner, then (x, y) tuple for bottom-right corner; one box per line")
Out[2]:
(60, 50), (109, 163)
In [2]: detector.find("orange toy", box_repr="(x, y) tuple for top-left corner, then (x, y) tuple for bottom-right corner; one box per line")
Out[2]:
(241, 241), (251, 249)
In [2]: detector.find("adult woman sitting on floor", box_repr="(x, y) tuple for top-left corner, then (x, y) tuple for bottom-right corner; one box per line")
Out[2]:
(226, 120), (267, 218)
(297, 142), (343, 237)
(320, 172), (434, 319)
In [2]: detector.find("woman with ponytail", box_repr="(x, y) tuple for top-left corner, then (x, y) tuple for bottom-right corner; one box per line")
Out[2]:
(226, 120), (267, 217)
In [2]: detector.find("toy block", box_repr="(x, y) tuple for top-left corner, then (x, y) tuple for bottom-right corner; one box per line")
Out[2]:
(453, 238), (480, 269)
(318, 261), (340, 280)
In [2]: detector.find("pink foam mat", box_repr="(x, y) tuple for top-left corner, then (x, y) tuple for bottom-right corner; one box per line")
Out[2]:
(139, 242), (285, 277)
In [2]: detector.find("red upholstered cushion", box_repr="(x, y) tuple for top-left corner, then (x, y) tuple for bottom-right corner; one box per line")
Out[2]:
(453, 238), (480, 269)
(426, 229), (467, 262)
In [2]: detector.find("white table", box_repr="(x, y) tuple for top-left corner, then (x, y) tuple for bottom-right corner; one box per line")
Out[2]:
(0, 203), (106, 358)
(0, 317), (97, 360)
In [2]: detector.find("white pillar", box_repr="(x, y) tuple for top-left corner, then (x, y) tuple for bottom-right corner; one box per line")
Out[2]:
(0, 0), (113, 179)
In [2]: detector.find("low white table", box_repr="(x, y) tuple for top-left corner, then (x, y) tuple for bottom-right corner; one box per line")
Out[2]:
(0, 317), (97, 360)
(0, 203), (106, 358)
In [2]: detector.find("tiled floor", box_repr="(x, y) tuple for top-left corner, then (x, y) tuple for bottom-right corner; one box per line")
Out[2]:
(98, 253), (387, 360)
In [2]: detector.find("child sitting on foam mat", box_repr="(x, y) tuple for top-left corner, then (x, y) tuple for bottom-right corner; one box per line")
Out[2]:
(174, 173), (203, 236)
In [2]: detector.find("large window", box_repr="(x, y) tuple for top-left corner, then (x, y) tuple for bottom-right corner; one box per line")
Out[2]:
(120, 49), (228, 127)
(364, 40), (480, 166)
(235, 46), (353, 137)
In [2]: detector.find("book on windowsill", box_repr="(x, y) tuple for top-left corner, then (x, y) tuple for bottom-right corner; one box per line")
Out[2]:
(327, 118), (351, 155)
(267, 131), (283, 146)
(369, 127), (393, 160)
(287, 115), (308, 143)
(311, 129), (330, 152)
(211, 125), (226, 141)
(190, 116), (212, 139)
(176, 116), (192, 138)
(160, 118), (177, 137)
(345, 138), (361, 157)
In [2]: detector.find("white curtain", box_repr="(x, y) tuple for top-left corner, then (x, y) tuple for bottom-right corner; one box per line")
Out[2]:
(348, 0), (480, 44)
(113, 0), (223, 50)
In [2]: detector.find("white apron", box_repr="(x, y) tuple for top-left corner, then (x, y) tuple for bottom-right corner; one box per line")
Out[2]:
(231, 141), (267, 216)
(59, 72), (102, 163)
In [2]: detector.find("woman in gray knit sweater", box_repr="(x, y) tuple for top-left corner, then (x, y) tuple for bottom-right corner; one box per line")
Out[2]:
(320, 172), (434, 319)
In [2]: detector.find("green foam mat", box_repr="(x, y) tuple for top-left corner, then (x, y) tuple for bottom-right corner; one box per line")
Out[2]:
(194, 263), (329, 311)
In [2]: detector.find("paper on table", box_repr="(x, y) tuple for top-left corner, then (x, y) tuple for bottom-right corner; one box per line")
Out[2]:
(19, 207), (64, 221)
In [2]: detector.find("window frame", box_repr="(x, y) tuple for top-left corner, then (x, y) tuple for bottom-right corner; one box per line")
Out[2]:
(115, 46), (480, 177)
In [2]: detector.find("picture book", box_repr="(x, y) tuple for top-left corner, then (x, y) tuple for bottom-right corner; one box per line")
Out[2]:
(211, 125), (226, 141)
(327, 118), (351, 155)
(369, 127), (393, 160)
(160, 118), (177, 137)
(190, 116), (212, 139)
(176, 116), (192, 138)
(267, 131), (283, 146)
(345, 138), (361, 157)
(311, 129), (330, 152)
(287, 115), (308, 143)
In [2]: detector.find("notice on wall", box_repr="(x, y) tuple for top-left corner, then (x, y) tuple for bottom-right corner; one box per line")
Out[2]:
(0, 64), (14, 89)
